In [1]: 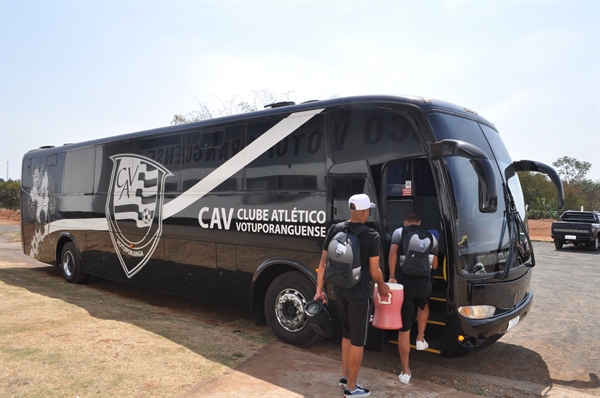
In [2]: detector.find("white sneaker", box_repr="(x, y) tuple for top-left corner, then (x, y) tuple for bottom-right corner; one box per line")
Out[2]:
(399, 372), (411, 384)
(416, 340), (429, 350)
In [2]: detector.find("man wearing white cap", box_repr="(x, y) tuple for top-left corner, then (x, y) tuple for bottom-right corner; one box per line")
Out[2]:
(315, 193), (389, 398)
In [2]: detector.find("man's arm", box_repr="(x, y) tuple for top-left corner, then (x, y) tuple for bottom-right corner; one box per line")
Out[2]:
(432, 235), (439, 271)
(432, 255), (438, 271)
(314, 250), (328, 303)
(369, 256), (390, 296)
(388, 243), (399, 282)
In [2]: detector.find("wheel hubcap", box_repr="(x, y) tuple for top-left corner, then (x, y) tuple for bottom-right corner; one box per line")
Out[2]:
(63, 252), (74, 277)
(274, 288), (308, 332)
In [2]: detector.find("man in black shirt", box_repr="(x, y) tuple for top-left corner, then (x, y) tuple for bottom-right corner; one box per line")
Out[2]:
(315, 194), (389, 398)
(388, 209), (439, 384)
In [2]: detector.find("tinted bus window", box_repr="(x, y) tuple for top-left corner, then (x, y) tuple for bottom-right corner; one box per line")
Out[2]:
(428, 113), (496, 160)
(246, 114), (326, 191)
(181, 125), (244, 192)
(134, 134), (181, 193)
(330, 110), (422, 164)
(64, 148), (95, 195)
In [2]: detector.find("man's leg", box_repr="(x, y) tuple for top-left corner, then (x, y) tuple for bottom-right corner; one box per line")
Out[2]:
(416, 303), (430, 342)
(346, 343), (365, 390)
(398, 330), (411, 375)
(341, 337), (350, 381)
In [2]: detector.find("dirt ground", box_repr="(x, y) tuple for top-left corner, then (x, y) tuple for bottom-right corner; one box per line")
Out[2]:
(526, 218), (554, 242)
(0, 209), (20, 223)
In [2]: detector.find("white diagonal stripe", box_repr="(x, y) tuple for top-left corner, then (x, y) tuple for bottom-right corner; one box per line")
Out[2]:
(46, 108), (324, 232)
(162, 108), (324, 219)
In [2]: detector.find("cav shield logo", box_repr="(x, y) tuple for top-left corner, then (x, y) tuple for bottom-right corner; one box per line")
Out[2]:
(106, 154), (172, 278)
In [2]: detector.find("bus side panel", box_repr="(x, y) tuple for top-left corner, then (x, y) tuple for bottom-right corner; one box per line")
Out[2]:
(164, 238), (218, 304)
(83, 229), (167, 291)
(216, 243), (238, 307)
(236, 245), (321, 312)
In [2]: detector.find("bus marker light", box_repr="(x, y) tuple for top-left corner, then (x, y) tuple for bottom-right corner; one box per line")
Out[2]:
(458, 305), (496, 319)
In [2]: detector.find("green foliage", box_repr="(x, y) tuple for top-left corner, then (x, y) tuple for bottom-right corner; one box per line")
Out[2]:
(562, 184), (585, 212)
(552, 156), (591, 184)
(519, 157), (599, 218)
(0, 180), (21, 210)
(518, 172), (559, 219)
(527, 197), (558, 219)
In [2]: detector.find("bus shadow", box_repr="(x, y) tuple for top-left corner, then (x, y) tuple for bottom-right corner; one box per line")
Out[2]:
(0, 263), (274, 370)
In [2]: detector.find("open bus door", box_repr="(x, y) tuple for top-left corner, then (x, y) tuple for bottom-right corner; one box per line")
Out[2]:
(328, 159), (387, 350)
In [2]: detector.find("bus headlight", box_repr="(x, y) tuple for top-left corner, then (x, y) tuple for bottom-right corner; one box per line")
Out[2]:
(458, 305), (496, 319)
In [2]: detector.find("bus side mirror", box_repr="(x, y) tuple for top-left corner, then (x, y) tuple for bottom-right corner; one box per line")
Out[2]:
(431, 139), (498, 213)
(510, 160), (564, 210)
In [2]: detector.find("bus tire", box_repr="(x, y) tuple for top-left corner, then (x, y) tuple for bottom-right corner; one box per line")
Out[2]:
(264, 271), (321, 347)
(60, 242), (87, 284)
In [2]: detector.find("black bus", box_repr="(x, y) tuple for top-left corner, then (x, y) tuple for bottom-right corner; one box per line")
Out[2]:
(20, 95), (563, 356)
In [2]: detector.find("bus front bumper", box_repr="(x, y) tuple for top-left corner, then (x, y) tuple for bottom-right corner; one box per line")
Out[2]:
(455, 289), (533, 350)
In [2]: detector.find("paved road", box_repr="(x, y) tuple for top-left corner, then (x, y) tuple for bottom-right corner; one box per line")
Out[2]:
(301, 241), (600, 397)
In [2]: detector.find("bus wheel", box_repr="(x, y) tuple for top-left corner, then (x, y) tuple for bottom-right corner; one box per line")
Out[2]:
(264, 272), (321, 347)
(60, 242), (87, 284)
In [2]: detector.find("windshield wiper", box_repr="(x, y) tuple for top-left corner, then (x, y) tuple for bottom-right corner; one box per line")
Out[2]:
(495, 182), (535, 280)
(495, 183), (517, 280)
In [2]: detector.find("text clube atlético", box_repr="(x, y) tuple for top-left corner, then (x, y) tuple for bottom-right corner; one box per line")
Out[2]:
(198, 207), (328, 237)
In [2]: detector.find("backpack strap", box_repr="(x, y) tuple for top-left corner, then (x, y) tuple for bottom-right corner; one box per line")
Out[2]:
(399, 228), (409, 255)
(338, 222), (369, 236)
(349, 224), (369, 236)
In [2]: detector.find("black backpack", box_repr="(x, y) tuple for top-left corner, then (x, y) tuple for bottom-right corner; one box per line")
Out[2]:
(324, 222), (369, 289)
(398, 228), (435, 277)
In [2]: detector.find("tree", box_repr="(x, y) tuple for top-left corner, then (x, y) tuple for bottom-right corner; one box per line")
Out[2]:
(0, 180), (21, 210)
(561, 183), (587, 212)
(576, 179), (600, 211)
(552, 156), (591, 184)
(551, 156), (599, 211)
(518, 171), (559, 219)
(519, 156), (599, 218)
(171, 89), (298, 125)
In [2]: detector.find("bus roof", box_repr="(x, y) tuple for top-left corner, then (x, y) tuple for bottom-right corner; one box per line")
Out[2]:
(23, 94), (495, 157)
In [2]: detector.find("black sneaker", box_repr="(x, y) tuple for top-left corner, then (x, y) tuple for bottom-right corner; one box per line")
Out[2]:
(343, 385), (371, 397)
(339, 377), (348, 387)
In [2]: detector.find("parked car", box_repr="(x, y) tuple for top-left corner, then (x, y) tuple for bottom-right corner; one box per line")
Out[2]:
(551, 211), (600, 251)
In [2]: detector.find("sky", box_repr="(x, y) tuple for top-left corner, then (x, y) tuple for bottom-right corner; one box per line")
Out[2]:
(1, 1), (599, 182)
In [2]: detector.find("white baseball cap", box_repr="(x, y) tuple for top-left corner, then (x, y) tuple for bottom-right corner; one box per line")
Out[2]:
(348, 194), (376, 211)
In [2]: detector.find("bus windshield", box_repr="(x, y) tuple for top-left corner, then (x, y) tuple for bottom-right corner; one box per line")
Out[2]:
(428, 113), (530, 276)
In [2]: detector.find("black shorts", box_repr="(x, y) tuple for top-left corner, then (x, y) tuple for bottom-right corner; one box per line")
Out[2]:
(399, 283), (432, 332)
(336, 295), (372, 346)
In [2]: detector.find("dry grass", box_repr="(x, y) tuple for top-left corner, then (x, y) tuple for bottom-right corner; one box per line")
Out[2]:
(0, 254), (273, 398)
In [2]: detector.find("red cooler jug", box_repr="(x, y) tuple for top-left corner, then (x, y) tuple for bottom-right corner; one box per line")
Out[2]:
(372, 283), (403, 330)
